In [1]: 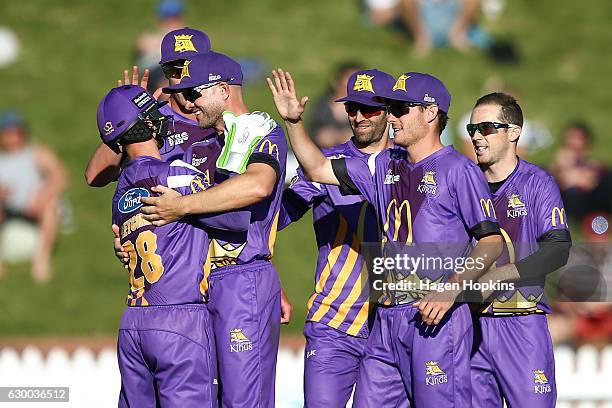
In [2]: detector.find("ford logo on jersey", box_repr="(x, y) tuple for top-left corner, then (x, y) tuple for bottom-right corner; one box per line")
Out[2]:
(118, 188), (150, 214)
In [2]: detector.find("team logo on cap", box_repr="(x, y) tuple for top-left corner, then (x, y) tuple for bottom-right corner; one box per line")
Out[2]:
(180, 60), (191, 79)
(103, 121), (114, 135)
(174, 34), (197, 53)
(393, 74), (410, 92)
(353, 74), (375, 93)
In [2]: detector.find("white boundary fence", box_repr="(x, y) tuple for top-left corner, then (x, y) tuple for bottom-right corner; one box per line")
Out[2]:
(0, 345), (610, 407)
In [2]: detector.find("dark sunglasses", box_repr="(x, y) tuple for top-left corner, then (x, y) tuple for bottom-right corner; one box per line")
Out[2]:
(466, 122), (515, 137)
(387, 102), (426, 118)
(345, 103), (385, 116)
(182, 88), (203, 103)
(161, 62), (185, 79)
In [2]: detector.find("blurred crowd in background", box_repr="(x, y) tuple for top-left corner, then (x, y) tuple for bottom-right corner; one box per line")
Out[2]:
(0, 0), (610, 348)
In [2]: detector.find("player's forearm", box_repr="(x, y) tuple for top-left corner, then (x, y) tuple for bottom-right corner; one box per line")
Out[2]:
(181, 171), (272, 215)
(451, 234), (503, 284)
(284, 120), (339, 185)
(84, 143), (122, 187)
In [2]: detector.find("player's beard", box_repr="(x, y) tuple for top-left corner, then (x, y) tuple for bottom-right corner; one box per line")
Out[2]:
(194, 100), (224, 129)
(351, 114), (387, 147)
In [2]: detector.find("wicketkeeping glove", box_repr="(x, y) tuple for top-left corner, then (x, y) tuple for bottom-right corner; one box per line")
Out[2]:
(216, 110), (277, 174)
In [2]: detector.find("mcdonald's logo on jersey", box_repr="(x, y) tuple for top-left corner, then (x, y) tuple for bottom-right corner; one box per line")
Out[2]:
(551, 207), (566, 227)
(480, 198), (497, 219)
(383, 199), (413, 244)
(258, 139), (279, 160)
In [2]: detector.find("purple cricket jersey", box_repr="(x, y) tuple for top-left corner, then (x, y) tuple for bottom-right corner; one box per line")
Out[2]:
(205, 123), (288, 270)
(158, 103), (220, 173)
(334, 145), (499, 305)
(279, 140), (379, 338)
(480, 159), (569, 315)
(112, 157), (249, 306)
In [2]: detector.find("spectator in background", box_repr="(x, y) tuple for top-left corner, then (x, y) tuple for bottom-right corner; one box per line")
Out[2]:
(135, 0), (186, 92)
(550, 122), (612, 223)
(308, 61), (363, 148)
(365, 0), (491, 57)
(0, 111), (68, 282)
(455, 80), (551, 160)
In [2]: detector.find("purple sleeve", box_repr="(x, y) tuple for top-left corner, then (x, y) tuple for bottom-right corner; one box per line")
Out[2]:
(331, 155), (377, 204)
(278, 167), (326, 230)
(249, 125), (288, 181)
(534, 175), (569, 238)
(452, 163), (500, 239)
(166, 161), (250, 231)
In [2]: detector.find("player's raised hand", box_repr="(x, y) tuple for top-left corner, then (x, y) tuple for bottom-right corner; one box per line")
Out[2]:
(112, 224), (129, 267)
(266, 69), (308, 123)
(140, 185), (184, 226)
(117, 65), (150, 89)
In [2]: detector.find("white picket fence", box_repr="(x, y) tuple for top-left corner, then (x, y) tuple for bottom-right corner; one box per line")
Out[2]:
(0, 345), (610, 407)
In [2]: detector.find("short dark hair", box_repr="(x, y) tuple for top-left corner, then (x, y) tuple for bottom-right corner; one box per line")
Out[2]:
(474, 92), (524, 127)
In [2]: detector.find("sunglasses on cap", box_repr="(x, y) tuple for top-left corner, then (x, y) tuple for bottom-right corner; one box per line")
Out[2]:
(344, 102), (385, 117)
(466, 122), (518, 137)
(161, 61), (186, 79)
(386, 102), (427, 118)
(182, 81), (233, 103)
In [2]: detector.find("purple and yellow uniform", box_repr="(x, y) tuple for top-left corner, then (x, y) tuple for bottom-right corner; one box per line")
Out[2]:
(280, 141), (382, 407)
(161, 50), (289, 408)
(113, 157), (249, 408)
(332, 145), (499, 407)
(205, 124), (287, 408)
(471, 159), (570, 407)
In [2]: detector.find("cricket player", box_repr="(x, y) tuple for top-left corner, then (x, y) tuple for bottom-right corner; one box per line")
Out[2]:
(85, 27), (218, 187)
(267, 69), (503, 406)
(467, 92), (571, 407)
(98, 85), (250, 407)
(139, 51), (287, 408)
(279, 69), (412, 407)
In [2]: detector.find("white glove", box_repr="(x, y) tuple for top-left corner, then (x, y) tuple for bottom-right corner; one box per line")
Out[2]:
(216, 111), (278, 174)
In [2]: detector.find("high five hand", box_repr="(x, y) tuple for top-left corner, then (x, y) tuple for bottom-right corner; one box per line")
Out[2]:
(266, 69), (309, 123)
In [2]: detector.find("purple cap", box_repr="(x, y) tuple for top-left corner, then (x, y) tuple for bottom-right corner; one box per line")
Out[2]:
(159, 27), (211, 64)
(335, 69), (396, 107)
(384, 72), (451, 113)
(162, 51), (243, 93)
(96, 85), (165, 145)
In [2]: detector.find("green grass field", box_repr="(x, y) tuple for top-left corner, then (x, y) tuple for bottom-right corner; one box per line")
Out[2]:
(0, 0), (610, 336)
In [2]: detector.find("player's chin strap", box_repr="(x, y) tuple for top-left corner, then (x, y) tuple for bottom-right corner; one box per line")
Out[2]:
(216, 110), (277, 174)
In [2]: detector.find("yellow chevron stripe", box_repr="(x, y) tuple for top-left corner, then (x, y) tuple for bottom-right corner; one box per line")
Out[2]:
(310, 233), (360, 322)
(307, 215), (348, 312)
(346, 300), (370, 336)
(327, 203), (370, 330)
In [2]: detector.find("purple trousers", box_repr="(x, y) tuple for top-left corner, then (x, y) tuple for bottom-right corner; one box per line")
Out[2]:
(117, 304), (217, 408)
(471, 314), (556, 407)
(207, 261), (281, 408)
(353, 303), (473, 407)
(303, 321), (411, 408)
